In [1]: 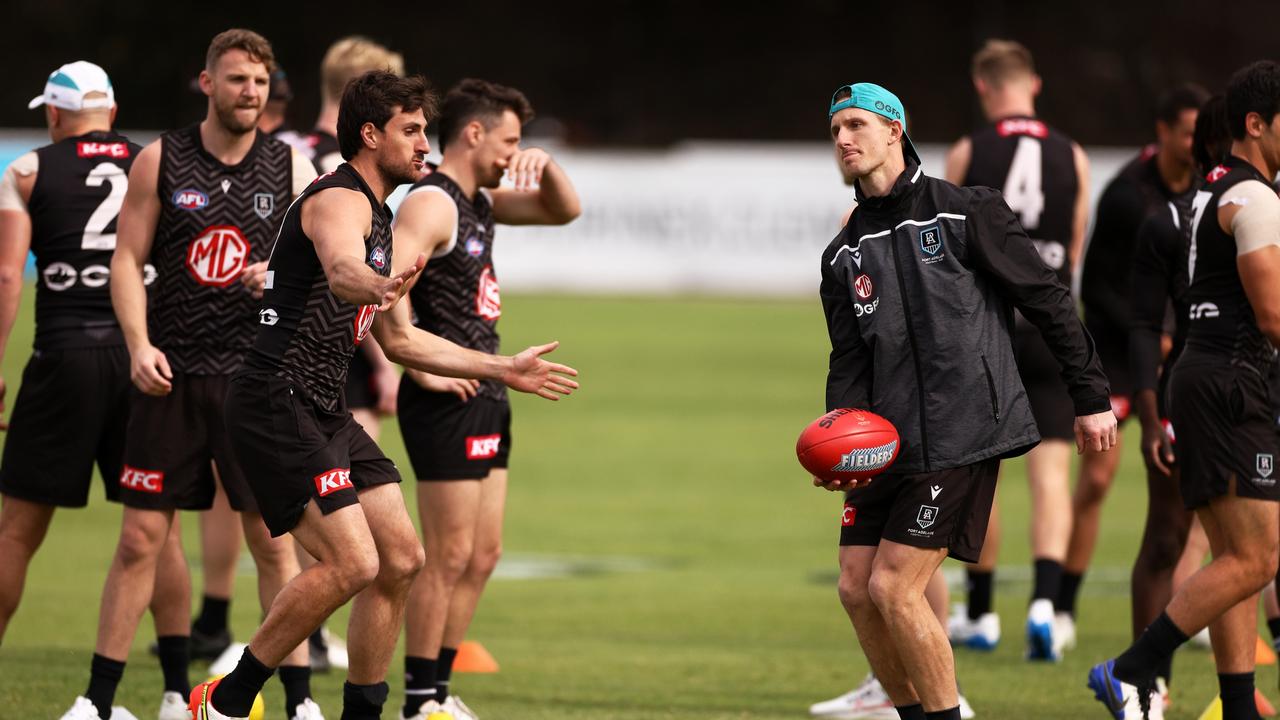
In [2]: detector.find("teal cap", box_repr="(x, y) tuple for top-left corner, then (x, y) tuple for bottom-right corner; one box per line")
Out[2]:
(828, 82), (921, 166)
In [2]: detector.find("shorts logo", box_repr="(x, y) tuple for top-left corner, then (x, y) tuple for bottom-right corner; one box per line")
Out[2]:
(853, 274), (874, 300)
(841, 503), (857, 527)
(466, 434), (502, 460)
(1110, 394), (1131, 422)
(916, 505), (938, 529)
(369, 246), (387, 269)
(1259, 454), (1274, 479)
(476, 265), (501, 321)
(120, 465), (164, 493)
(831, 440), (897, 473)
(465, 236), (485, 257)
(314, 468), (353, 497)
(186, 225), (250, 286)
(919, 225), (942, 256)
(172, 189), (209, 211)
(930, 485), (942, 500)
(253, 192), (274, 220)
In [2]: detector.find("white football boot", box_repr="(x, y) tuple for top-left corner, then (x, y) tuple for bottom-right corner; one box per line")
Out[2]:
(1026, 598), (1060, 661)
(158, 691), (188, 720)
(958, 691), (976, 719)
(291, 698), (326, 720)
(948, 605), (1001, 651)
(60, 697), (141, 720)
(400, 699), (451, 720)
(443, 695), (479, 720)
(808, 673), (897, 719)
(1054, 611), (1078, 652)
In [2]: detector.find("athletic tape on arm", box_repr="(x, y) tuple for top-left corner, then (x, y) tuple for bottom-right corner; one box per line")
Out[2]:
(0, 152), (38, 212)
(1224, 180), (1280, 255)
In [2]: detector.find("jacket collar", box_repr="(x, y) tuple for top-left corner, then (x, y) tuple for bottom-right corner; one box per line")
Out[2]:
(853, 160), (923, 216)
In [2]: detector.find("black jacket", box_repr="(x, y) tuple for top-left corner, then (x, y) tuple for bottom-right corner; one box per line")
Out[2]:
(821, 162), (1111, 473)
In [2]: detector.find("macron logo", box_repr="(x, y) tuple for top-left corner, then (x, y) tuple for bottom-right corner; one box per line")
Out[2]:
(930, 485), (943, 500)
(120, 465), (164, 493)
(314, 468), (353, 497)
(466, 434), (502, 460)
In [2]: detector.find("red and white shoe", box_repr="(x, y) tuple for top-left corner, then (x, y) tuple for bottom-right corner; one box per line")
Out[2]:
(188, 678), (247, 720)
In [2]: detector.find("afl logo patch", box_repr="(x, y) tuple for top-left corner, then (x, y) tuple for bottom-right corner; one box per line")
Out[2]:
(172, 189), (208, 211)
(369, 246), (387, 269)
(853, 274), (874, 300)
(465, 236), (485, 257)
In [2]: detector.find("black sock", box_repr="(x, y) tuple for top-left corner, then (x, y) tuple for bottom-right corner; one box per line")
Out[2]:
(437, 646), (458, 702)
(309, 627), (328, 653)
(403, 656), (438, 716)
(1219, 672), (1258, 720)
(966, 570), (993, 619)
(278, 665), (311, 717)
(193, 595), (230, 636)
(85, 654), (126, 719)
(925, 708), (962, 720)
(1057, 572), (1084, 617)
(212, 647), (274, 717)
(156, 635), (191, 696)
(1031, 558), (1064, 603)
(895, 705), (927, 720)
(1113, 612), (1190, 685)
(342, 681), (389, 720)
(1158, 653), (1173, 687)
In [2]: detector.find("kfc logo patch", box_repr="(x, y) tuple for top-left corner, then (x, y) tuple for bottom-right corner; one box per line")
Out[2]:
(186, 225), (249, 286)
(120, 465), (164, 494)
(476, 265), (501, 321)
(841, 503), (857, 527)
(314, 468), (353, 497)
(77, 142), (130, 159)
(466, 434), (502, 460)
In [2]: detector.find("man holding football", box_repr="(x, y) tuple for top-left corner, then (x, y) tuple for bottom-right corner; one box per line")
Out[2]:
(816, 82), (1114, 720)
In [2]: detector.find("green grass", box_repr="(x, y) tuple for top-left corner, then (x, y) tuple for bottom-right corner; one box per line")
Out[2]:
(0, 291), (1262, 718)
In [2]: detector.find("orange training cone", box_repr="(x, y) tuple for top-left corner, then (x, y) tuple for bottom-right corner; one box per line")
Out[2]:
(1257, 688), (1277, 717)
(1258, 635), (1277, 666)
(454, 640), (500, 673)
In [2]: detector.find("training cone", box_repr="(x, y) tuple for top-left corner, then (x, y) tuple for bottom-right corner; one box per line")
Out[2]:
(1258, 636), (1278, 666)
(1198, 696), (1223, 720)
(454, 640), (500, 673)
(1258, 688), (1277, 717)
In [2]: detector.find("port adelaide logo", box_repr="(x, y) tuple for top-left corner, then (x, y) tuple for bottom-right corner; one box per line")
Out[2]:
(253, 192), (274, 220)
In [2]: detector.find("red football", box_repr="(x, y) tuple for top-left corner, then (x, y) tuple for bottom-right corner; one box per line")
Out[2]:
(796, 408), (900, 482)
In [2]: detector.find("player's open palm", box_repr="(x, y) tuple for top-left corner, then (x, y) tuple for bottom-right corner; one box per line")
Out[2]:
(504, 341), (579, 400)
(131, 344), (173, 396)
(377, 253), (426, 312)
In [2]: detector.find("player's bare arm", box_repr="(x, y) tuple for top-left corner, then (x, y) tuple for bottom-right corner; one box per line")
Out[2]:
(304, 185), (422, 309)
(1070, 142), (1090, 271)
(0, 160), (36, 426)
(391, 188), (481, 400)
(490, 148), (581, 225)
(372, 298), (577, 401)
(943, 136), (972, 185)
(1231, 186), (1280, 346)
(110, 140), (170, 395)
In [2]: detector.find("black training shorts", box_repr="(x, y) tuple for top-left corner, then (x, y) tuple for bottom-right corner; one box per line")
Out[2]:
(839, 459), (1000, 563)
(226, 373), (400, 537)
(1014, 328), (1075, 441)
(0, 346), (129, 507)
(118, 373), (256, 512)
(397, 377), (511, 481)
(1170, 359), (1280, 509)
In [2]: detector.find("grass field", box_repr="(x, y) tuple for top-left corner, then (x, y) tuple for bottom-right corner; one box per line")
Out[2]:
(0, 291), (1266, 719)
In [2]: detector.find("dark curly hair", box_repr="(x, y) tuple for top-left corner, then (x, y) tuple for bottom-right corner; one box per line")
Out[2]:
(1226, 60), (1280, 140)
(438, 78), (535, 152)
(337, 70), (437, 161)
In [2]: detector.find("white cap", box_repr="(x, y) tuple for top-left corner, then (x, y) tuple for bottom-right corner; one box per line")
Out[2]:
(28, 61), (115, 111)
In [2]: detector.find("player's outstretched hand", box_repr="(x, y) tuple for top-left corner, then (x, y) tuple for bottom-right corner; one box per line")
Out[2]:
(503, 341), (579, 400)
(812, 475), (873, 492)
(377, 253), (426, 312)
(407, 369), (480, 403)
(242, 260), (269, 299)
(131, 345), (173, 396)
(507, 148), (552, 191)
(1074, 410), (1118, 454)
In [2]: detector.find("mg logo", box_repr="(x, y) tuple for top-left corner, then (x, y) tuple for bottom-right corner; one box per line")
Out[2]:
(853, 274), (874, 300)
(314, 468), (353, 497)
(120, 465), (164, 493)
(187, 225), (250, 287)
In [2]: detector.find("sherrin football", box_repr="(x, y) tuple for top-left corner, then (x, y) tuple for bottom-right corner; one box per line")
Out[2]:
(796, 408), (900, 482)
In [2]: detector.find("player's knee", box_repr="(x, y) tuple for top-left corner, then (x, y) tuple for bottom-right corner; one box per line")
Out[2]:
(1245, 541), (1280, 588)
(338, 546), (381, 594)
(837, 569), (873, 615)
(468, 543), (502, 580)
(115, 522), (167, 567)
(383, 538), (426, 585)
(1139, 531), (1186, 573)
(431, 539), (475, 582)
(866, 568), (906, 614)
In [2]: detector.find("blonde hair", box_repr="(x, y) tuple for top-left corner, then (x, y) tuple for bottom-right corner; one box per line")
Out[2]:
(321, 36), (405, 105)
(971, 39), (1035, 87)
(206, 28), (275, 72)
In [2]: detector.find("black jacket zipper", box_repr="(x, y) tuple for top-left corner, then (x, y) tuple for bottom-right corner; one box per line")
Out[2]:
(980, 354), (1001, 422)
(889, 236), (931, 470)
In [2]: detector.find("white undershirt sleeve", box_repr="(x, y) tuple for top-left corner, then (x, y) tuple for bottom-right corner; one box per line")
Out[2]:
(1223, 180), (1280, 255)
(290, 149), (319, 198)
(0, 152), (38, 212)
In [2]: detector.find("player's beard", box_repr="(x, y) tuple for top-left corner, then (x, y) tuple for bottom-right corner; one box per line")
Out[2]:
(379, 152), (424, 187)
(213, 96), (262, 135)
